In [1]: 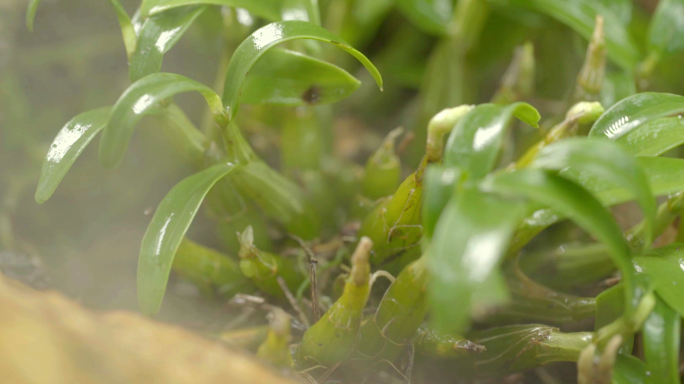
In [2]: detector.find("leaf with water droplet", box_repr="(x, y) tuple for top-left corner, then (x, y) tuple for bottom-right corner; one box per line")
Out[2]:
(138, 162), (237, 316)
(35, 107), (111, 204)
(589, 92), (684, 141)
(222, 20), (382, 119)
(129, 5), (208, 82)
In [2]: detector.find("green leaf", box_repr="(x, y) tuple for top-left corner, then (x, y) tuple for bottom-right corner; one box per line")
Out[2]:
(443, 102), (540, 181)
(129, 5), (207, 82)
(422, 165), (460, 238)
(35, 107), (112, 204)
(241, 48), (361, 106)
(589, 92), (684, 141)
(395, 0), (452, 36)
(531, 138), (656, 248)
(99, 73), (225, 169)
(140, 0), (281, 20)
(491, 0), (640, 70)
(138, 162), (236, 316)
(27, 0), (137, 58)
(614, 355), (648, 384)
(26, 0), (40, 32)
(484, 169), (638, 317)
(634, 244), (684, 317)
(617, 116), (684, 157)
(221, 20), (382, 119)
(648, 0), (684, 54)
(428, 187), (524, 333)
(567, 157), (684, 206)
(643, 296), (680, 384)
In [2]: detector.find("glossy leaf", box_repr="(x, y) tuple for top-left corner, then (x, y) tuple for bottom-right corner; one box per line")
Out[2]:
(423, 165), (460, 238)
(99, 73), (226, 169)
(617, 116), (684, 157)
(492, 0), (640, 70)
(35, 107), (112, 204)
(27, 0), (137, 57)
(138, 162), (237, 316)
(221, 20), (382, 119)
(428, 187), (524, 333)
(643, 296), (680, 384)
(241, 49), (361, 106)
(589, 92), (684, 141)
(484, 170), (638, 317)
(648, 0), (684, 54)
(569, 157), (684, 206)
(395, 0), (452, 36)
(129, 5), (207, 82)
(634, 244), (684, 317)
(140, 0), (281, 20)
(443, 102), (540, 181)
(614, 355), (648, 384)
(532, 138), (656, 248)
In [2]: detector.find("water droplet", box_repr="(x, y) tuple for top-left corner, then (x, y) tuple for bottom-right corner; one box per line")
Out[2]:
(646, 371), (651, 376)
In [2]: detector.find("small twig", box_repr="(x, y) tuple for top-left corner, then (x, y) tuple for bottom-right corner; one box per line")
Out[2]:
(396, 130), (415, 156)
(277, 276), (310, 328)
(290, 234), (321, 322)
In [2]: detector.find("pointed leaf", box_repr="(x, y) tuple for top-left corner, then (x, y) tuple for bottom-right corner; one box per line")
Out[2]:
(35, 107), (112, 204)
(221, 20), (382, 119)
(241, 48), (361, 106)
(484, 169), (638, 317)
(532, 138), (656, 248)
(648, 0), (684, 54)
(99, 73), (225, 169)
(643, 295), (680, 384)
(129, 5), (207, 82)
(140, 0), (281, 20)
(443, 102), (540, 180)
(395, 0), (452, 36)
(634, 244), (684, 317)
(138, 162), (237, 316)
(589, 92), (684, 140)
(428, 187), (524, 333)
(26, 0), (40, 32)
(491, 0), (639, 70)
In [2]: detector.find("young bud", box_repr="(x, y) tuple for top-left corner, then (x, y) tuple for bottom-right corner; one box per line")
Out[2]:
(426, 105), (474, 163)
(296, 238), (373, 370)
(236, 226), (304, 299)
(492, 42), (535, 105)
(257, 308), (295, 368)
(575, 15), (606, 100)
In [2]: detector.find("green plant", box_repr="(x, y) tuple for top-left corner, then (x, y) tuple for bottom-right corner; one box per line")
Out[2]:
(25, 0), (684, 383)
